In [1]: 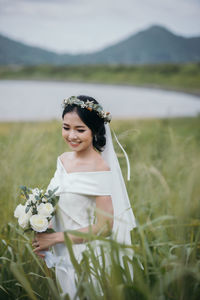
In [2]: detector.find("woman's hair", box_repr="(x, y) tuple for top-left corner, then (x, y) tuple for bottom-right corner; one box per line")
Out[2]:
(62, 95), (106, 152)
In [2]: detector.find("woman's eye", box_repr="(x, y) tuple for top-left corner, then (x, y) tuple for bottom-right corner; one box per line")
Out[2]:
(77, 130), (85, 133)
(63, 127), (69, 130)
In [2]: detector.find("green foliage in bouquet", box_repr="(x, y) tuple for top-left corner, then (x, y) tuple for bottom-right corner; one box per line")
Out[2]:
(14, 186), (59, 233)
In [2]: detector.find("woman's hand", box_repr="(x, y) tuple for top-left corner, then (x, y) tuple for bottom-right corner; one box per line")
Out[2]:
(32, 232), (63, 256)
(34, 249), (48, 259)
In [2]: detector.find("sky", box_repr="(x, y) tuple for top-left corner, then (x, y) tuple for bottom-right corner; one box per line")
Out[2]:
(0, 0), (200, 54)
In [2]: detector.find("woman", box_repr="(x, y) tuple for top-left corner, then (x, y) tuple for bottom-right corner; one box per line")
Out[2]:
(32, 95), (136, 297)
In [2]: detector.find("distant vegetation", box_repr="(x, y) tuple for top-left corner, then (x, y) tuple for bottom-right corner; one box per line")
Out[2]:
(0, 117), (200, 299)
(0, 63), (200, 96)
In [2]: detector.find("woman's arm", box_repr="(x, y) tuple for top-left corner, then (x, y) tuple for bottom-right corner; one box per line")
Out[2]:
(33, 195), (113, 253)
(59, 195), (114, 243)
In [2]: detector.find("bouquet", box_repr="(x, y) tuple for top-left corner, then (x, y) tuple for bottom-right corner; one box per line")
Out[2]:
(14, 185), (60, 268)
(14, 186), (59, 232)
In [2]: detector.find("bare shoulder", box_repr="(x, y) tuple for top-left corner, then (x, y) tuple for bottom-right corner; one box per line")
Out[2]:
(59, 152), (73, 163)
(59, 151), (110, 172)
(95, 154), (110, 172)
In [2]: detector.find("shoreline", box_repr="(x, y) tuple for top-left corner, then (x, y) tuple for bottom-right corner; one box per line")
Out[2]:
(0, 77), (200, 99)
(0, 115), (199, 125)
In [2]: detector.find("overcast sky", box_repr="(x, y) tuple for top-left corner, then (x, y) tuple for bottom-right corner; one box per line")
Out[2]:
(0, 0), (200, 54)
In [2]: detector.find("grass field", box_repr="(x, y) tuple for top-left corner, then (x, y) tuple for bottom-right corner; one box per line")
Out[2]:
(0, 117), (200, 299)
(0, 63), (200, 96)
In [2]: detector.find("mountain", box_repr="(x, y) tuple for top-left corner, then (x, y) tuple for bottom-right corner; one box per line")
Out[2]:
(84, 25), (200, 64)
(0, 25), (200, 65)
(0, 34), (71, 65)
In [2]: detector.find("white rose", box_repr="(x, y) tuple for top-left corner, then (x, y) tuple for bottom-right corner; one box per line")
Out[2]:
(14, 204), (25, 218)
(37, 203), (54, 217)
(18, 213), (30, 229)
(30, 214), (48, 232)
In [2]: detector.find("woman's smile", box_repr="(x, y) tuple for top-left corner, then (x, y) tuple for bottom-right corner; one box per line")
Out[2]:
(62, 111), (93, 153)
(68, 140), (81, 148)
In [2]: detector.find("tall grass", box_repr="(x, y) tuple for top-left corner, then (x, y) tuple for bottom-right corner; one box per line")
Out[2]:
(0, 117), (200, 299)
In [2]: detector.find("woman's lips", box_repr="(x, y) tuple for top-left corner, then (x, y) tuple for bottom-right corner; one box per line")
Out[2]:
(68, 141), (81, 147)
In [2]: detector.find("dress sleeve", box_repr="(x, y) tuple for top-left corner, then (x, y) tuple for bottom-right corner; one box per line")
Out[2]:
(66, 171), (113, 196)
(46, 159), (62, 195)
(47, 157), (112, 196)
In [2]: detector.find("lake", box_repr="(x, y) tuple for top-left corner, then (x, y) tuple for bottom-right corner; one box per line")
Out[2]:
(0, 80), (200, 121)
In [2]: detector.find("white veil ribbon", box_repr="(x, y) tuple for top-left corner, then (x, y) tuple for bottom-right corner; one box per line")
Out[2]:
(102, 124), (136, 245)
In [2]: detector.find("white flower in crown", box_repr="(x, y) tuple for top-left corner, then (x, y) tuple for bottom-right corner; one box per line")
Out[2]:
(85, 100), (93, 106)
(103, 112), (107, 118)
(107, 113), (112, 122)
(63, 96), (112, 123)
(30, 214), (49, 232)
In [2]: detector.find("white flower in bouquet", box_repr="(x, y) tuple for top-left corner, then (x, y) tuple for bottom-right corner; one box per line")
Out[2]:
(14, 185), (59, 269)
(37, 203), (54, 217)
(42, 197), (47, 203)
(30, 214), (49, 232)
(14, 203), (32, 218)
(14, 185), (59, 232)
(14, 204), (26, 218)
(18, 213), (30, 229)
(27, 193), (37, 204)
(32, 188), (40, 196)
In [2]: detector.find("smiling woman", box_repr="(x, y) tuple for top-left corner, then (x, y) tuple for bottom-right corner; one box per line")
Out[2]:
(62, 112), (94, 154)
(62, 95), (109, 152)
(32, 95), (136, 298)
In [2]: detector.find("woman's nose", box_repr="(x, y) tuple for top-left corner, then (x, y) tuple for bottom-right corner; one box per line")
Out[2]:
(68, 130), (77, 140)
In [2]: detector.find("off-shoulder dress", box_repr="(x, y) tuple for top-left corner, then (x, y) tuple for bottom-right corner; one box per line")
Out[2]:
(47, 156), (113, 297)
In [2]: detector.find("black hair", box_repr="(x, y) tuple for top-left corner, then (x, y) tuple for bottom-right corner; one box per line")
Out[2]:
(62, 95), (106, 152)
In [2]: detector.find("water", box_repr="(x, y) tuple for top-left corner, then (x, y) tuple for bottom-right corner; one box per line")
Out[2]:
(0, 80), (200, 121)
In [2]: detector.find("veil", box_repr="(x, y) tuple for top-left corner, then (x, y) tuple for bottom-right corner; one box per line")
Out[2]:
(101, 124), (136, 245)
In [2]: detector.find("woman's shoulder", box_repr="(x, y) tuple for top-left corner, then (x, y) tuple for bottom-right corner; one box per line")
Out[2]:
(58, 151), (110, 173)
(95, 155), (110, 172)
(59, 152), (73, 162)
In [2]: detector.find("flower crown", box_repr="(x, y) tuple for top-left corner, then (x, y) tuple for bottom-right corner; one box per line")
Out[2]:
(62, 96), (112, 123)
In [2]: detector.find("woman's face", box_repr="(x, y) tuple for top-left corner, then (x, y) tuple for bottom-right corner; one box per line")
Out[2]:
(62, 111), (93, 153)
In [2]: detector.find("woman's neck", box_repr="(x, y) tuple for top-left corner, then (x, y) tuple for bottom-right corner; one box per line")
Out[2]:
(73, 145), (98, 160)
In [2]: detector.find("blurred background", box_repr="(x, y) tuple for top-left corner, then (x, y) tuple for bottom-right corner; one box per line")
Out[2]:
(0, 1), (200, 299)
(0, 0), (200, 120)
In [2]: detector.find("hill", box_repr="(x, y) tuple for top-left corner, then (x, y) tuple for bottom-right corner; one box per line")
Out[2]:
(0, 34), (71, 65)
(0, 25), (200, 65)
(85, 25), (200, 64)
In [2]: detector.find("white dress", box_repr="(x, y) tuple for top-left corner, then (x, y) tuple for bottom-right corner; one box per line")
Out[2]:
(47, 156), (113, 297)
